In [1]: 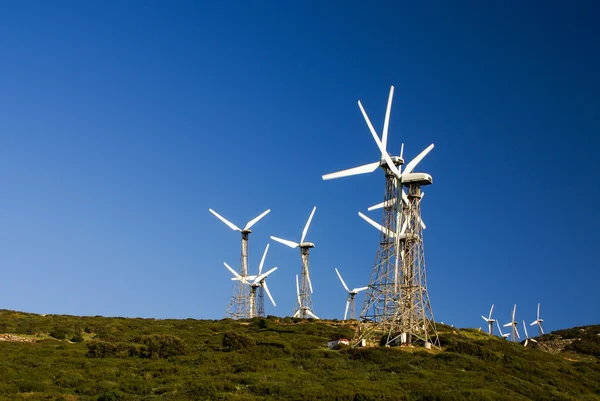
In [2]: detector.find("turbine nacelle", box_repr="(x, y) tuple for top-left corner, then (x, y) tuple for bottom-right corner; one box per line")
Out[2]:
(300, 242), (315, 248)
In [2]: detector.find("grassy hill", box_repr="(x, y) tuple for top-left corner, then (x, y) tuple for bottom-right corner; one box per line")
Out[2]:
(0, 310), (599, 400)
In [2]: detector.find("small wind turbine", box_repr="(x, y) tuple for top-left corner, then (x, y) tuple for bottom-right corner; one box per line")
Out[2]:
(271, 206), (318, 319)
(481, 304), (496, 335)
(496, 320), (510, 340)
(530, 303), (544, 336)
(503, 304), (520, 342)
(334, 268), (368, 320)
(223, 244), (277, 319)
(523, 320), (538, 347)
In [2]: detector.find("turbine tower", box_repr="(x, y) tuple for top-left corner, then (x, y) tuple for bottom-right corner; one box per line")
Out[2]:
(503, 304), (520, 342)
(223, 243), (277, 318)
(323, 85), (438, 347)
(335, 268), (368, 320)
(482, 304), (496, 335)
(271, 206), (318, 319)
(530, 303), (544, 336)
(209, 208), (270, 319)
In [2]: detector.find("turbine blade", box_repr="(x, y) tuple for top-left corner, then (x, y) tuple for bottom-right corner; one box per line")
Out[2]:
(539, 324), (544, 335)
(367, 198), (396, 211)
(420, 217), (427, 230)
(515, 327), (520, 339)
(244, 209), (271, 231)
(307, 271), (314, 293)
(496, 320), (504, 336)
(523, 321), (528, 338)
(482, 316), (489, 322)
(353, 286), (368, 293)
(489, 304), (494, 320)
(258, 243), (270, 275)
(530, 321), (537, 326)
(381, 85), (394, 153)
(503, 323), (512, 327)
(295, 275), (301, 306)
(263, 282), (276, 307)
(270, 236), (299, 249)
(401, 143), (434, 176)
(512, 304), (516, 320)
(402, 189), (409, 205)
(531, 338), (538, 343)
(357, 100), (400, 177)
(344, 299), (350, 320)
(335, 268), (350, 292)
(400, 143), (404, 159)
(209, 209), (241, 232)
(322, 161), (380, 180)
(525, 339), (529, 347)
(300, 206), (317, 244)
(255, 267), (277, 283)
(537, 303), (540, 320)
(358, 212), (395, 238)
(306, 310), (319, 319)
(223, 262), (240, 278)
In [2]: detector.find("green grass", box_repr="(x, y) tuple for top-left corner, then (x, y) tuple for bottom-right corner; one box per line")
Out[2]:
(0, 310), (598, 400)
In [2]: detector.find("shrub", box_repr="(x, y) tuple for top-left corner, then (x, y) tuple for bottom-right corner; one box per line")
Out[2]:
(71, 334), (84, 343)
(86, 340), (124, 358)
(131, 334), (187, 359)
(222, 331), (254, 351)
(49, 326), (70, 340)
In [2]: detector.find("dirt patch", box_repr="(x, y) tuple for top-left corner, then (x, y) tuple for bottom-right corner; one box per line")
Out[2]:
(0, 333), (37, 343)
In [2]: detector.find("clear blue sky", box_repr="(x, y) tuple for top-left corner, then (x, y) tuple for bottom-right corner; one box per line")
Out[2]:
(0, 1), (598, 333)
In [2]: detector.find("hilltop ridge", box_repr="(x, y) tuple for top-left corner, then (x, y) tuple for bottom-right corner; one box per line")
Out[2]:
(0, 309), (599, 400)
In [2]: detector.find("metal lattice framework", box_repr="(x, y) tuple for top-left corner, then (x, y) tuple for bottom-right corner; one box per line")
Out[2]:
(294, 246), (317, 319)
(225, 231), (252, 319)
(354, 168), (401, 345)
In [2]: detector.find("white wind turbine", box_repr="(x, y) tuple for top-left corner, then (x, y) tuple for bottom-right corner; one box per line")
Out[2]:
(481, 304), (496, 335)
(271, 206), (318, 319)
(223, 243), (277, 318)
(322, 86), (434, 228)
(522, 320), (538, 347)
(530, 303), (544, 336)
(496, 320), (510, 340)
(335, 268), (368, 320)
(503, 304), (520, 342)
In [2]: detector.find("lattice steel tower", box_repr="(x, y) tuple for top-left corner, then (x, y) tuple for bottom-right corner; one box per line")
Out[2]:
(271, 206), (319, 319)
(392, 174), (439, 347)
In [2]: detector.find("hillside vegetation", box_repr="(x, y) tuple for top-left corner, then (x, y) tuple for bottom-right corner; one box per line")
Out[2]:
(0, 309), (599, 400)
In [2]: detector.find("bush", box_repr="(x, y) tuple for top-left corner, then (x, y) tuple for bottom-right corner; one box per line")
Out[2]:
(222, 331), (254, 351)
(71, 334), (84, 343)
(49, 326), (70, 340)
(131, 334), (187, 359)
(86, 340), (124, 358)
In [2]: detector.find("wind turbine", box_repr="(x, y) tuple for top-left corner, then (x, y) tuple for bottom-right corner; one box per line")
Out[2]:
(294, 275), (318, 319)
(503, 304), (520, 342)
(223, 243), (277, 318)
(271, 206), (318, 319)
(530, 303), (544, 336)
(209, 207), (270, 318)
(496, 320), (510, 340)
(522, 320), (538, 347)
(335, 268), (368, 320)
(481, 304), (496, 335)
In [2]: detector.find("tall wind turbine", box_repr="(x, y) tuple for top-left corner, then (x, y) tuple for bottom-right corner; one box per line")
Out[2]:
(503, 304), (520, 342)
(335, 268), (368, 320)
(271, 206), (318, 319)
(481, 304), (496, 335)
(530, 303), (544, 336)
(322, 86), (438, 348)
(209, 208), (270, 319)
